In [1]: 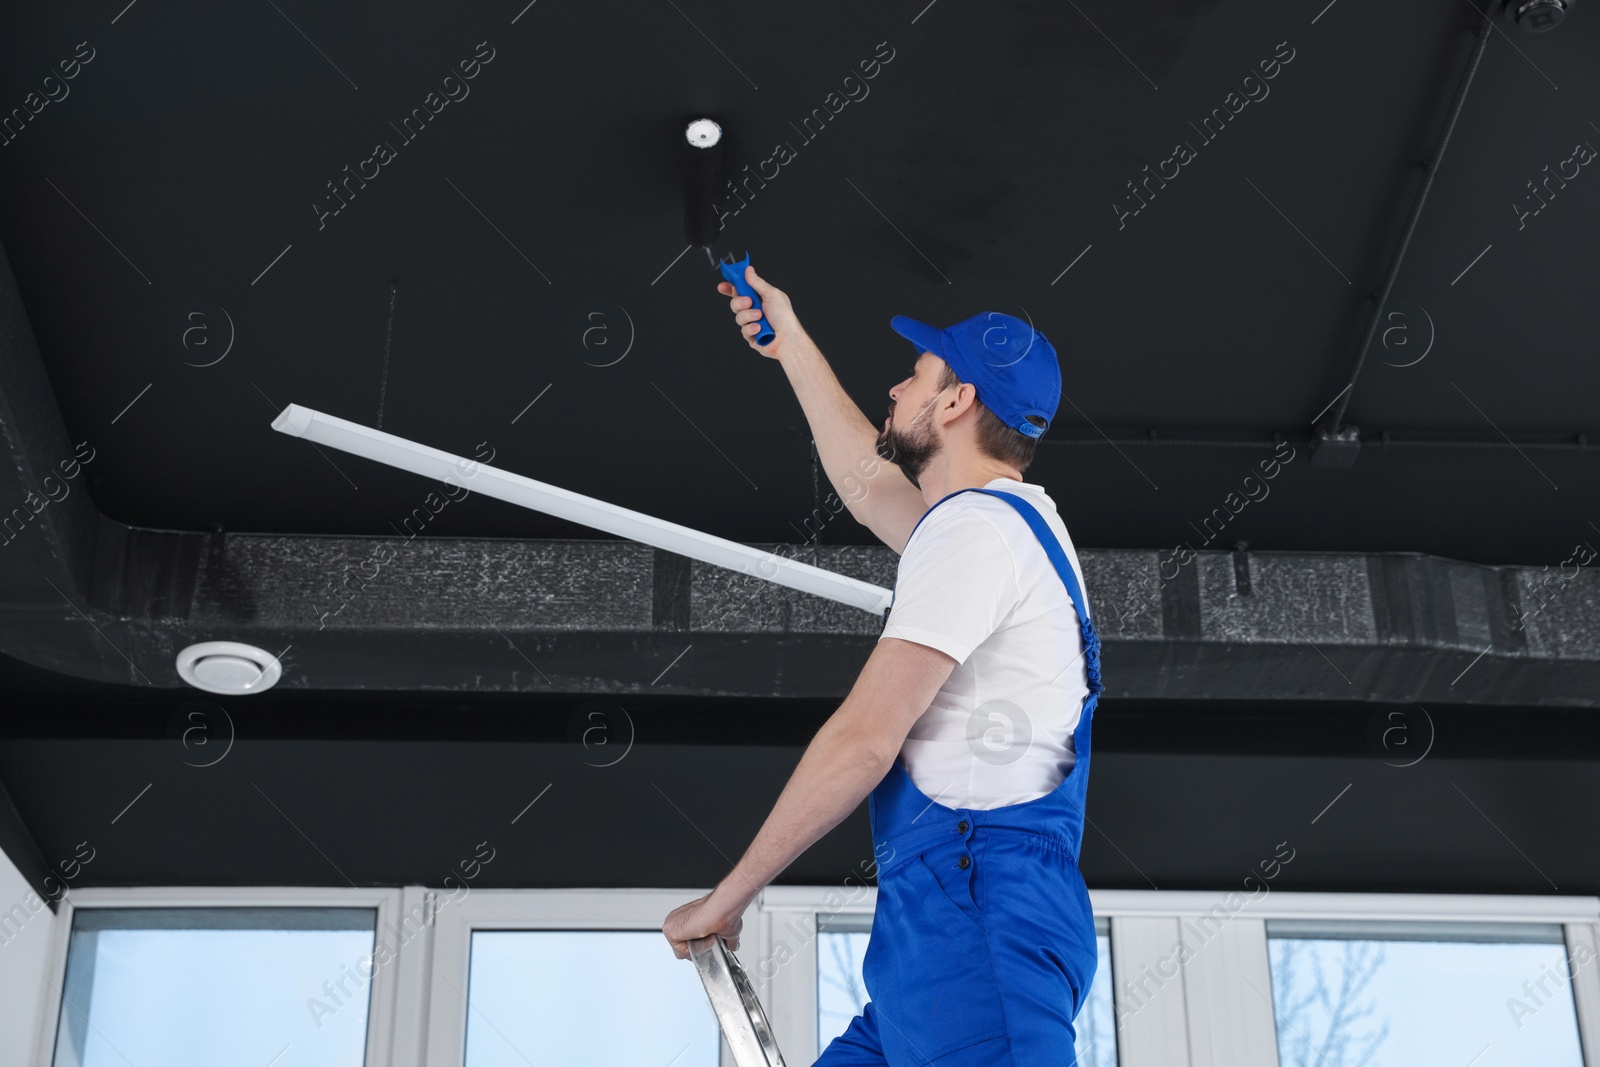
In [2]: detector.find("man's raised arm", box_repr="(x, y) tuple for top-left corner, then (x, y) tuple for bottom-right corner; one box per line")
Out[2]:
(718, 265), (928, 554)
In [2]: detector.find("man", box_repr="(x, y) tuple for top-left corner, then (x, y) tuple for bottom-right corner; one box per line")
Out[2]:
(662, 264), (1103, 1066)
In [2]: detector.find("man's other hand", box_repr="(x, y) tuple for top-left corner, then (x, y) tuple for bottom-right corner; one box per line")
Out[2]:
(662, 884), (748, 960)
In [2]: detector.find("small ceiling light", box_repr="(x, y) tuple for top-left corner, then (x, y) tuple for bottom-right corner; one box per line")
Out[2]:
(177, 641), (283, 695)
(685, 117), (722, 148)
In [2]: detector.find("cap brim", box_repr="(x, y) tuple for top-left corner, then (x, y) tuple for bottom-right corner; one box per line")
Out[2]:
(889, 315), (946, 361)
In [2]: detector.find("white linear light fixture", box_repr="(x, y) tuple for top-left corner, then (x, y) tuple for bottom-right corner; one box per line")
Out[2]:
(270, 404), (893, 615)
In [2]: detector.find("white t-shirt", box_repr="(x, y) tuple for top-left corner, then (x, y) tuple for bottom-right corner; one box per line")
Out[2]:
(879, 477), (1091, 810)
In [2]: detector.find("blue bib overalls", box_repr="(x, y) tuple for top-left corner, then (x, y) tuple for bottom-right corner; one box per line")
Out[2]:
(815, 488), (1104, 1067)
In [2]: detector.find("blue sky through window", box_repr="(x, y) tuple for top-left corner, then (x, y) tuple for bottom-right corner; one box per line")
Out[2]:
(463, 931), (720, 1067)
(1268, 935), (1585, 1067)
(53, 909), (375, 1067)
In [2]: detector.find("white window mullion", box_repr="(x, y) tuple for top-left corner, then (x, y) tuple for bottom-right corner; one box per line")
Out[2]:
(1108, 915), (1192, 1067)
(385, 885), (438, 1067)
(1567, 921), (1600, 1066)
(30, 893), (76, 1067)
(421, 886), (481, 1066)
(1178, 914), (1279, 1067)
(759, 903), (819, 1065)
(360, 887), (407, 1067)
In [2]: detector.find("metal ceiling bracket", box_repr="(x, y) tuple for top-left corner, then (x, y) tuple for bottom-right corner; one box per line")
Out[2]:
(1313, 12), (1497, 463)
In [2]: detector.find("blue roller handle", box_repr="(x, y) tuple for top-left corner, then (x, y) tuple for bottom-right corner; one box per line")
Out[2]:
(718, 252), (776, 346)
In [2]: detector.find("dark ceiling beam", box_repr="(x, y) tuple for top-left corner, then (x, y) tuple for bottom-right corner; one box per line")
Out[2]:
(4, 521), (1598, 707)
(0, 243), (106, 609)
(1312, 8), (1496, 466)
(1, 237), (139, 705)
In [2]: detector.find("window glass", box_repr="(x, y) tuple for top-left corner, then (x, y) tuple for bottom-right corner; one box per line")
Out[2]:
(1267, 920), (1585, 1067)
(817, 928), (871, 1045)
(464, 931), (719, 1067)
(52, 907), (375, 1067)
(817, 917), (1116, 1067)
(1073, 931), (1117, 1067)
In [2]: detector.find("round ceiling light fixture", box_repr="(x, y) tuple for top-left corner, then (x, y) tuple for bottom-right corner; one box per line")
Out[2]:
(685, 117), (722, 148)
(176, 641), (283, 695)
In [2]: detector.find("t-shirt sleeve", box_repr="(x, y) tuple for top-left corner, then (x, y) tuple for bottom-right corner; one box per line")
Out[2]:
(879, 504), (1020, 665)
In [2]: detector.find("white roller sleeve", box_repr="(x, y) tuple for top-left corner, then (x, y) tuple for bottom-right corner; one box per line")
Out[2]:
(270, 403), (893, 616)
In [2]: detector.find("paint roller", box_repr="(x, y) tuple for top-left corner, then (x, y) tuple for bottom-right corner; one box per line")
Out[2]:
(684, 118), (775, 346)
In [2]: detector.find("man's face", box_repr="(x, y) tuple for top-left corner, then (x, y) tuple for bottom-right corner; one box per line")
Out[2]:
(875, 351), (947, 489)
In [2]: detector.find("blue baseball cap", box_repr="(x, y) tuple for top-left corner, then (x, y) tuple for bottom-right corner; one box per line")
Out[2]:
(889, 311), (1061, 439)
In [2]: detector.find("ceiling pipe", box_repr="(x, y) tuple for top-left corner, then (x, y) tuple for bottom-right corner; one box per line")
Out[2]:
(1312, 8), (1497, 467)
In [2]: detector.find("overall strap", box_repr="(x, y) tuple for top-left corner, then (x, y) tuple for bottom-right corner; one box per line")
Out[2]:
(971, 490), (1092, 621)
(972, 489), (1102, 697)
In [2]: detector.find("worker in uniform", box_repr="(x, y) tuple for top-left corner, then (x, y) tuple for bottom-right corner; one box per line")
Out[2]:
(664, 264), (1102, 1066)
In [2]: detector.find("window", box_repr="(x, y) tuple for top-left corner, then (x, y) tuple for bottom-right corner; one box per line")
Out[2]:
(462, 931), (719, 1067)
(44, 888), (1596, 1067)
(52, 907), (376, 1067)
(815, 913), (1117, 1067)
(1074, 929), (1117, 1067)
(1266, 920), (1587, 1067)
(816, 919), (870, 1048)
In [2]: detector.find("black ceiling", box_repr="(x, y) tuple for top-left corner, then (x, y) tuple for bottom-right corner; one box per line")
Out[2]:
(4, 652), (1600, 896)
(0, 0), (1595, 561)
(3, 0), (1599, 903)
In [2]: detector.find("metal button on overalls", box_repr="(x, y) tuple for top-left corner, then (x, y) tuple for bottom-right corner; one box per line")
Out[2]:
(818, 488), (1105, 1067)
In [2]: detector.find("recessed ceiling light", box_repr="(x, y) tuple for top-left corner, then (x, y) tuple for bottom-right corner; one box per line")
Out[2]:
(176, 641), (283, 695)
(685, 118), (721, 148)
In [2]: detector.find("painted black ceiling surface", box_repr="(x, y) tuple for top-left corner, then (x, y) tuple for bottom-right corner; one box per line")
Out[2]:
(0, 0), (1595, 565)
(9, 739), (1600, 896)
(3, 0), (1600, 900)
(3, 652), (1599, 895)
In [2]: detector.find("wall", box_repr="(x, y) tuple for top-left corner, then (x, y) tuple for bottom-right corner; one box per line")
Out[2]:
(0, 844), (54, 1066)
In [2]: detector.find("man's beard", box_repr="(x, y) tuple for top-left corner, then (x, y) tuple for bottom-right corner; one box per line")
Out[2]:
(874, 398), (941, 489)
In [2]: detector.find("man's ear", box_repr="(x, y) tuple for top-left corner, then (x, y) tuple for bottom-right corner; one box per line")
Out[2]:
(946, 381), (980, 420)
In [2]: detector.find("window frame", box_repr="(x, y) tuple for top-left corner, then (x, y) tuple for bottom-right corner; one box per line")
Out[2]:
(31, 887), (1600, 1067)
(32, 886), (407, 1067)
(1094, 889), (1600, 1067)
